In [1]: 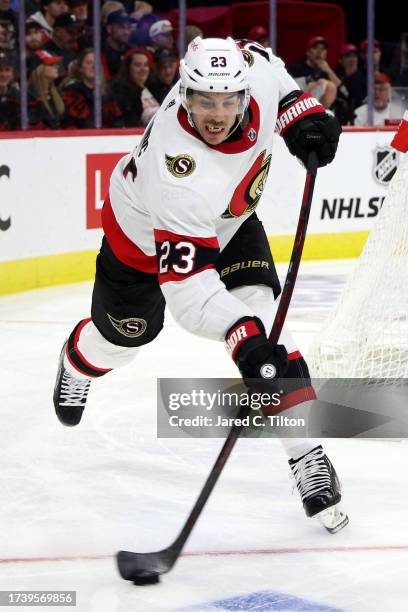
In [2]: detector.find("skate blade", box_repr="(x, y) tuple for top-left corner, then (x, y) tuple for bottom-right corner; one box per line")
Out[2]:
(317, 504), (349, 534)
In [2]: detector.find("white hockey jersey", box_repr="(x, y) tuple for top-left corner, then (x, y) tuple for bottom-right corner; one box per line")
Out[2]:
(106, 42), (299, 341)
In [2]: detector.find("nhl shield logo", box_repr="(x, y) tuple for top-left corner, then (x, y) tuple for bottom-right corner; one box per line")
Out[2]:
(247, 127), (257, 142)
(107, 314), (147, 338)
(373, 147), (398, 185)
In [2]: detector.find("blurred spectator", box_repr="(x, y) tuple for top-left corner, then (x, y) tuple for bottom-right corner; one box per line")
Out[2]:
(28, 0), (69, 35)
(109, 48), (159, 126)
(60, 48), (123, 128)
(128, 1), (157, 48)
(28, 50), (65, 128)
(247, 25), (269, 48)
(148, 19), (174, 53)
(44, 14), (78, 75)
(0, 0), (17, 51)
(0, 23), (8, 50)
(359, 39), (383, 72)
(185, 25), (202, 50)
(0, 51), (19, 129)
(353, 73), (400, 126)
(26, 20), (47, 74)
(337, 44), (359, 79)
(68, 0), (92, 50)
(148, 48), (177, 103)
(26, 20), (46, 53)
(68, 0), (87, 24)
(101, 1), (125, 27)
(102, 9), (131, 79)
(334, 43), (364, 124)
(130, 1), (152, 20)
(289, 36), (338, 108)
(359, 39), (391, 94)
(26, 0), (43, 17)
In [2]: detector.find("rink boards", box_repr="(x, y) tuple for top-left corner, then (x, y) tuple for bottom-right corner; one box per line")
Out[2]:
(0, 126), (397, 295)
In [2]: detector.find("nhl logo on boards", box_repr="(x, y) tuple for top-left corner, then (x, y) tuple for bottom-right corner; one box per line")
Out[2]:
(373, 146), (398, 185)
(165, 154), (196, 178)
(107, 314), (147, 338)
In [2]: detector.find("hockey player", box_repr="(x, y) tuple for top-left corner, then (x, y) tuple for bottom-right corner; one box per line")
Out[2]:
(53, 37), (348, 533)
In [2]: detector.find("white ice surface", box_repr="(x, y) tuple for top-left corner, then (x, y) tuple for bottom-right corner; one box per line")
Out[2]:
(1, 260), (407, 612)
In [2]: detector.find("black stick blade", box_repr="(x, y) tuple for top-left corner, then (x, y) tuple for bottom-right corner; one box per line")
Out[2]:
(116, 549), (175, 582)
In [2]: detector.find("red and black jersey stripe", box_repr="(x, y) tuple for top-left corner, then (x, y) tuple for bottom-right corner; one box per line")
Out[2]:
(154, 228), (220, 285)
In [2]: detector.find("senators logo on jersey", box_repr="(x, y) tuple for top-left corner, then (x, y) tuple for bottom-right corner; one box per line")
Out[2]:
(165, 154), (196, 178)
(107, 314), (147, 338)
(222, 150), (272, 218)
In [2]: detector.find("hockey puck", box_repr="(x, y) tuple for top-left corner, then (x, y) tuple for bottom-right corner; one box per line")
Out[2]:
(132, 574), (160, 586)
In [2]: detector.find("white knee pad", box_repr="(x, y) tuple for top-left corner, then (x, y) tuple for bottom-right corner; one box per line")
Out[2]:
(64, 320), (140, 378)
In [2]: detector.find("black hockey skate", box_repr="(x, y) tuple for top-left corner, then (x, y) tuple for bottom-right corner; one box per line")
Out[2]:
(53, 341), (91, 426)
(289, 445), (349, 534)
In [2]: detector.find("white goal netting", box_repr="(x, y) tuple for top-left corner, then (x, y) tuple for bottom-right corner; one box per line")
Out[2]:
(308, 152), (408, 381)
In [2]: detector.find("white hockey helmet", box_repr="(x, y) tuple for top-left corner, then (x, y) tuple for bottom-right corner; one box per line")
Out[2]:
(179, 36), (250, 127)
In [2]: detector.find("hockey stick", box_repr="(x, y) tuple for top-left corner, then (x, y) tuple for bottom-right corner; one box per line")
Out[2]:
(116, 151), (319, 584)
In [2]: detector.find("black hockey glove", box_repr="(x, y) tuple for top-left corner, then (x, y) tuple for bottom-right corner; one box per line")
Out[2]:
(225, 316), (289, 385)
(276, 90), (342, 168)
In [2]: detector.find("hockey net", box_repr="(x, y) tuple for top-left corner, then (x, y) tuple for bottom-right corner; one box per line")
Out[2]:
(308, 152), (408, 382)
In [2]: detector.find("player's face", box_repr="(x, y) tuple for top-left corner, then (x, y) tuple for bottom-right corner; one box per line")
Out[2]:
(189, 91), (240, 145)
